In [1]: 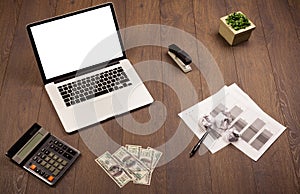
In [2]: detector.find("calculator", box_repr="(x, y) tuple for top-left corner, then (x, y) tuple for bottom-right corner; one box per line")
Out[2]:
(6, 123), (80, 186)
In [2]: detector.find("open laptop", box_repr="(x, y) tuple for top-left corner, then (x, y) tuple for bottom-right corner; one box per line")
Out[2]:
(27, 3), (154, 133)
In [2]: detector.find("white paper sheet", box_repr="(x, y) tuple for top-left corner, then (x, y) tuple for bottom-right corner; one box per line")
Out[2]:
(179, 83), (286, 161)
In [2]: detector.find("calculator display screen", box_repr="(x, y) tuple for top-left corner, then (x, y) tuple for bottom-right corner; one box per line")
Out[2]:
(18, 133), (44, 159)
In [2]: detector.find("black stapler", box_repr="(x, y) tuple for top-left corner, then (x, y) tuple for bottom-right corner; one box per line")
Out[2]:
(168, 44), (192, 73)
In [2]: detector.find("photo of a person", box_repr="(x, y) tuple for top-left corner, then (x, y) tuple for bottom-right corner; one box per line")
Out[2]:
(108, 165), (123, 177)
(122, 156), (136, 168)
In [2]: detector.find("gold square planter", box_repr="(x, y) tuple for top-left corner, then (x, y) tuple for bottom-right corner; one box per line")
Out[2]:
(219, 11), (256, 46)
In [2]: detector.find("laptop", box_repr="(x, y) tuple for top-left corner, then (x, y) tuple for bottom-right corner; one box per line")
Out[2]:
(27, 3), (154, 133)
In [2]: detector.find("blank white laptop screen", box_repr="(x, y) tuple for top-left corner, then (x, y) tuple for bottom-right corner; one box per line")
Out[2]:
(30, 5), (123, 80)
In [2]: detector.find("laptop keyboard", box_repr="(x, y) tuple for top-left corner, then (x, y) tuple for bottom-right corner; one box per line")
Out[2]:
(57, 67), (132, 107)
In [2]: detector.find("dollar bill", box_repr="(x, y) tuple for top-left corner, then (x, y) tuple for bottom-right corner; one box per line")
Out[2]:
(139, 148), (154, 169)
(95, 151), (132, 188)
(125, 144), (141, 158)
(113, 146), (150, 180)
(147, 147), (162, 169)
(133, 171), (152, 185)
(133, 148), (154, 185)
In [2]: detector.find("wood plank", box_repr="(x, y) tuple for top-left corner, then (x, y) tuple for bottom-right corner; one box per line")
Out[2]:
(120, 0), (167, 193)
(193, 1), (257, 193)
(55, 0), (91, 16)
(193, 0), (238, 95)
(0, 0), (56, 193)
(257, 0), (300, 189)
(288, 0), (300, 41)
(0, 0), (22, 94)
(226, 0), (300, 193)
(159, 0), (213, 193)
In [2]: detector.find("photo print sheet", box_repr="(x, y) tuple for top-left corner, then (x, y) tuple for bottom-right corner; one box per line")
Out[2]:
(179, 83), (286, 161)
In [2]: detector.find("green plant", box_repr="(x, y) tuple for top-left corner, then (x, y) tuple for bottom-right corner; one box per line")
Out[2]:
(225, 12), (251, 31)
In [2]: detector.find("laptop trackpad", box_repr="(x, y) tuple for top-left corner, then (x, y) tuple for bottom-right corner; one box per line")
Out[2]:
(94, 96), (124, 120)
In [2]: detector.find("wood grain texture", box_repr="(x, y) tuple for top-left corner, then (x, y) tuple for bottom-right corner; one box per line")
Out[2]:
(0, 0), (22, 95)
(257, 0), (300, 188)
(225, 0), (299, 193)
(0, 0), (299, 193)
(160, 1), (211, 194)
(288, 0), (300, 42)
(193, 1), (256, 194)
(121, 1), (167, 193)
(0, 0), (56, 193)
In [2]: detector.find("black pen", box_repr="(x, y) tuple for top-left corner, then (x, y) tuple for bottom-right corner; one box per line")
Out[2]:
(189, 130), (209, 158)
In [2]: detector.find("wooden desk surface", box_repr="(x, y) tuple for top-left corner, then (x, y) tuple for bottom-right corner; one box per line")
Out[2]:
(1, 0), (299, 193)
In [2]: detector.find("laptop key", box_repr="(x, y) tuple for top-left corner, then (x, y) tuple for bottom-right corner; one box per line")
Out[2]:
(60, 91), (67, 96)
(64, 98), (70, 102)
(62, 94), (70, 99)
(120, 78), (130, 83)
(95, 90), (108, 97)
(86, 94), (94, 100)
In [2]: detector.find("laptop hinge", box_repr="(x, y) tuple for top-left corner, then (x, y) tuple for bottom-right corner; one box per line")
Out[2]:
(54, 60), (120, 84)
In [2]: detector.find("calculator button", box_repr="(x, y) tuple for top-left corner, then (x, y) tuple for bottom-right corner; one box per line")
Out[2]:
(50, 145), (55, 149)
(67, 148), (76, 156)
(53, 169), (60, 176)
(58, 165), (64, 170)
(57, 158), (63, 163)
(37, 152), (42, 157)
(41, 148), (45, 152)
(54, 147), (59, 152)
(39, 171), (45, 176)
(49, 159), (55, 165)
(41, 161), (47, 166)
(47, 175), (54, 182)
(30, 164), (37, 170)
(63, 153), (73, 160)
(61, 160), (68, 166)
(41, 154), (46, 159)
(49, 166), (55, 172)
(62, 145), (68, 150)
(45, 157), (51, 162)
(44, 150), (50, 155)
(58, 143), (63, 147)
(58, 150), (64, 154)
(36, 169), (41, 173)
(53, 155), (59, 160)
(37, 159), (42, 164)
(53, 162), (59, 168)
(33, 156), (38, 161)
(48, 152), (54, 158)
(43, 174), (49, 178)
(54, 140), (58, 144)
(45, 164), (51, 169)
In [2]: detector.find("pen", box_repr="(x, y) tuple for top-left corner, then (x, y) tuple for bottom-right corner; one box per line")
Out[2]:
(189, 130), (209, 158)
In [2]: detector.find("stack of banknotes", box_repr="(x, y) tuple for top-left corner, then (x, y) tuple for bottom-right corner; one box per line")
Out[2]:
(95, 145), (162, 188)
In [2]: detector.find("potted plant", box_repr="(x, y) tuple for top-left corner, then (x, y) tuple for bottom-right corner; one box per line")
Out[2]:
(219, 11), (256, 46)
